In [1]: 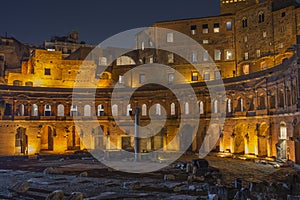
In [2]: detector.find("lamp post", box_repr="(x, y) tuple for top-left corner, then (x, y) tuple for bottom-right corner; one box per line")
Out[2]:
(134, 107), (139, 162)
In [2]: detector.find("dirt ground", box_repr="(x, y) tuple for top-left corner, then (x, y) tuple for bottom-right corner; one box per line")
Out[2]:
(0, 154), (297, 199)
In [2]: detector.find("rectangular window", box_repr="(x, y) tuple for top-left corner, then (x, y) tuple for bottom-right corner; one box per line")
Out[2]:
(191, 25), (197, 35)
(225, 50), (233, 61)
(203, 50), (209, 62)
(279, 43), (283, 49)
(214, 71), (221, 80)
(226, 21), (232, 31)
(141, 42), (145, 50)
(214, 50), (221, 61)
(256, 50), (261, 58)
(149, 56), (153, 63)
(282, 12), (286, 17)
(44, 68), (51, 75)
(244, 52), (249, 60)
(168, 73), (174, 83)
(168, 53), (174, 63)
(204, 72), (210, 81)
(263, 31), (267, 38)
(203, 39), (209, 44)
(139, 74), (145, 84)
(192, 52), (198, 63)
(244, 36), (248, 43)
(192, 72), (198, 81)
(213, 23), (220, 33)
(119, 75), (124, 84)
(243, 64), (249, 75)
(202, 24), (208, 34)
(167, 32), (174, 43)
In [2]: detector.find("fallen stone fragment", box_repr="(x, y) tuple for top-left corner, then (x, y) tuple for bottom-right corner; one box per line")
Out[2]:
(79, 171), (88, 177)
(122, 181), (141, 190)
(67, 192), (83, 200)
(164, 174), (175, 181)
(43, 167), (63, 175)
(10, 181), (30, 193)
(46, 190), (64, 200)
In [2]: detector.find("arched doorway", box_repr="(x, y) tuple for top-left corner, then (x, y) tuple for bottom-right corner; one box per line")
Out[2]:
(41, 126), (54, 151)
(258, 123), (269, 157)
(277, 122), (287, 160)
(67, 126), (81, 150)
(180, 125), (193, 152)
(94, 126), (105, 150)
(233, 124), (247, 154)
(15, 127), (28, 155)
(294, 122), (300, 164)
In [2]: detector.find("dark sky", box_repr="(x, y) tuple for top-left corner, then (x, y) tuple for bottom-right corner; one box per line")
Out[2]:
(0, 0), (219, 45)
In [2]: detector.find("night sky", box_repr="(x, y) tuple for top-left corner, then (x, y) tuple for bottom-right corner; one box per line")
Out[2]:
(0, 0), (219, 45)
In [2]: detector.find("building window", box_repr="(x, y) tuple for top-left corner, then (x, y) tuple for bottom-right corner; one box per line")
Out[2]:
(141, 42), (145, 50)
(171, 103), (176, 115)
(139, 74), (145, 84)
(281, 26), (285, 33)
(258, 12), (265, 23)
(84, 105), (91, 117)
(192, 72), (198, 81)
(282, 12), (286, 17)
(214, 71), (221, 80)
(191, 25), (197, 35)
(279, 43), (283, 49)
(227, 99), (232, 113)
(261, 61), (267, 70)
(149, 56), (153, 63)
(280, 122), (287, 140)
(127, 104), (132, 116)
(244, 52), (249, 60)
(184, 102), (189, 115)
(204, 72), (210, 81)
(243, 64), (250, 75)
(168, 73), (174, 83)
(99, 57), (107, 66)
(263, 31), (267, 38)
(242, 18), (248, 28)
(112, 104), (118, 116)
(119, 75), (124, 84)
(168, 53), (174, 63)
(203, 50), (209, 61)
(199, 101), (204, 114)
(226, 21), (232, 31)
(44, 68), (51, 75)
(142, 104), (147, 116)
(57, 104), (64, 116)
(214, 50), (221, 61)
(31, 104), (38, 116)
(244, 36), (248, 43)
(225, 50), (233, 60)
(167, 32), (174, 43)
(155, 104), (161, 116)
(202, 24), (208, 34)
(13, 80), (22, 86)
(256, 50), (261, 58)
(203, 39), (209, 44)
(97, 104), (105, 116)
(192, 52), (198, 63)
(213, 23), (220, 33)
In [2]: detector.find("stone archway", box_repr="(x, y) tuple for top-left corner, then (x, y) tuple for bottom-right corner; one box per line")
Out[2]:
(41, 126), (54, 151)
(233, 124), (247, 154)
(258, 123), (269, 157)
(180, 125), (193, 152)
(15, 127), (28, 155)
(294, 122), (300, 164)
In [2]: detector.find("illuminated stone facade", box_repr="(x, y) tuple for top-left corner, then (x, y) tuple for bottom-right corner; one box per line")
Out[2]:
(1, 0), (300, 165)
